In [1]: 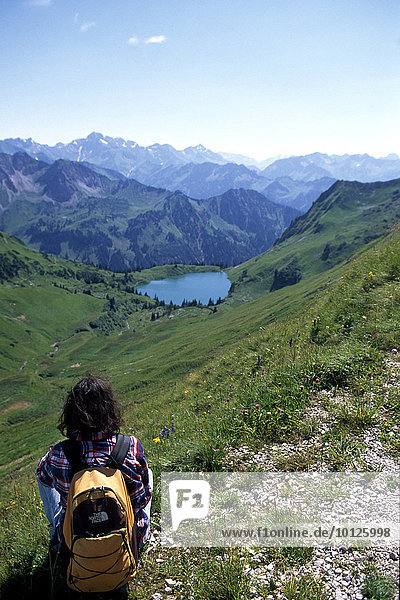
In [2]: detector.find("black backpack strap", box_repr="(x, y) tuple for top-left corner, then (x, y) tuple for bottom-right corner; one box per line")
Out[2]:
(107, 433), (131, 469)
(62, 439), (87, 475)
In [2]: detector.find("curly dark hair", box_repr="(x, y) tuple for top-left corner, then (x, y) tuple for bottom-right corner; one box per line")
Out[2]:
(58, 375), (123, 438)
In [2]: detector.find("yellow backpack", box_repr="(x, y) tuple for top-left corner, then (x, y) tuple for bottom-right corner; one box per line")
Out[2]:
(62, 434), (138, 593)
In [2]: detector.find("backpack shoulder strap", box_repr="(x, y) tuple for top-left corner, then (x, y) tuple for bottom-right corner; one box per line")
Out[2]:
(62, 439), (87, 475)
(107, 433), (131, 469)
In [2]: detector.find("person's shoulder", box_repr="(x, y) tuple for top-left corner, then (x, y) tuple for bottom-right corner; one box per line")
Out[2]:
(50, 439), (68, 456)
(37, 439), (65, 469)
(124, 434), (145, 455)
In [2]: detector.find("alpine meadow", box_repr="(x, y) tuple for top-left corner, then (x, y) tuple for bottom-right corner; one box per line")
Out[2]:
(1, 1), (399, 599)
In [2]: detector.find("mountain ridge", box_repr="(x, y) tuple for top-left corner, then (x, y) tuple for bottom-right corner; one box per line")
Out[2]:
(1, 134), (398, 209)
(0, 152), (298, 270)
(228, 177), (400, 298)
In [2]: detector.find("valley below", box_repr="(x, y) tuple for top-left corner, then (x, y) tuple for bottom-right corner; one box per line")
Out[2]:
(0, 148), (399, 600)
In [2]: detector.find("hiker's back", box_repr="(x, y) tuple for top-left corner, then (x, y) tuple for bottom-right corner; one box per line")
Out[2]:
(62, 435), (138, 593)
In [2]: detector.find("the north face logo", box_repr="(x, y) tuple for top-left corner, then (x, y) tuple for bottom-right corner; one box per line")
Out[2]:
(88, 511), (109, 524)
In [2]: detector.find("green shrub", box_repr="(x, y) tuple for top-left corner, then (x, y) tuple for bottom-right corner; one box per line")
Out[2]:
(363, 575), (397, 600)
(323, 431), (363, 468)
(283, 574), (328, 600)
(194, 550), (251, 600)
(187, 440), (226, 472)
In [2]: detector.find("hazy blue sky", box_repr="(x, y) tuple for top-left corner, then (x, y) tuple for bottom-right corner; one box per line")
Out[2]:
(1, 0), (399, 159)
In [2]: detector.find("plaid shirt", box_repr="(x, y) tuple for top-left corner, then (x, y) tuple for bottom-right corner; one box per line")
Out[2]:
(36, 431), (151, 549)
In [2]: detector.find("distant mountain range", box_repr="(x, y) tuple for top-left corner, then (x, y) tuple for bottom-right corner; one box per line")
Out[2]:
(1, 133), (398, 210)
(0, 152), (299, 270)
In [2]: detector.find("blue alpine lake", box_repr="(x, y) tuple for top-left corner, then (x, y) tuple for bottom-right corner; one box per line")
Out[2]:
(136, 271), (231, 305)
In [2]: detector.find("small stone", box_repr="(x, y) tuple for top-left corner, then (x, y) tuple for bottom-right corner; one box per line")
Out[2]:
(250, 587), (257, 596)
(355, 594), (363, 600)
(165, 586), (172, 593)
(155, 558), (164, 563)
(389, 551), (398, 560)
(165, 578), (177, 586)
(151, 595), (163, 600)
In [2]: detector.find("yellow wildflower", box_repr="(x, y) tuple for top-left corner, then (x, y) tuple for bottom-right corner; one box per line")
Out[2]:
(153, 437), (161, 443)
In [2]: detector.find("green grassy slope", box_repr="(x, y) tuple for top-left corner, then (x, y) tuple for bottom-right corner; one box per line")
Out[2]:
(0, 220), (395, 480)
(0, 220), (399, 597)
(0, 232), (223, 474)
(227, 179), (400, 299)
(1, 172), (399, 480)
(0, 252), (327, 479)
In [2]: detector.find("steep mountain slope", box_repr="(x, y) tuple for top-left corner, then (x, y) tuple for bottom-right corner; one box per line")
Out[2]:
(0, 153), (298, 270)
(125, 189), (298, 268)
(262, 175), (336, 211)
(228, 179), (400, 298)
(204, 188), (298, 246)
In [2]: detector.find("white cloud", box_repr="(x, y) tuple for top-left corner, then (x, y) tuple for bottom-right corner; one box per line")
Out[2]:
(127, 36), (139, 46)
(145, 35), (166, 44)
(80, 22), (96, 33)
(25, 0), (52, 6)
